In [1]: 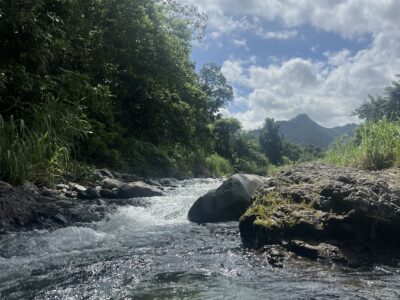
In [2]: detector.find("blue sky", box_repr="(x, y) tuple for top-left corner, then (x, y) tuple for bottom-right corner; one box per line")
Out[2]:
(179, 0), (400, 129)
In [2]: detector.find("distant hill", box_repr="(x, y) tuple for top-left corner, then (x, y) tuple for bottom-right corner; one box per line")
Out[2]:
(249, 114), (358, 149)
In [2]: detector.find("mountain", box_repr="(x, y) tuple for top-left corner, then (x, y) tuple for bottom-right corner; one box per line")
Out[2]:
(250, 114), (358, 149)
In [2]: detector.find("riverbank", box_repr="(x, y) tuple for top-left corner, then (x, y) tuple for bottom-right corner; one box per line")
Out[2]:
(0, 169), (177, 233)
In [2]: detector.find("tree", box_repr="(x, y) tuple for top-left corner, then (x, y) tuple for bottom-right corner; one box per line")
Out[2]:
(259, 118), (283, 165)
(212, 118), (241, 160)
(199, 63), (234, 119)
(354, 76), (400, 121)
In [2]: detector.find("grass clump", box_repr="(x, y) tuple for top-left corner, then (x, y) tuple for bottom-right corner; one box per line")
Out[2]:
(325, 119), (400, 170)
(0, 98), (91, 186)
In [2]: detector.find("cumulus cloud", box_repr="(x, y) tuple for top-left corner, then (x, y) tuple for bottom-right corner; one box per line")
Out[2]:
(178, 0), (400, 128)
(232, 39), (249, 50)
(222, 29), (400, 129)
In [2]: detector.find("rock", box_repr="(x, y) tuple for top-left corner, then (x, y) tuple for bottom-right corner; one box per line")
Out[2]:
(56, 184), (69, 190)
(98, 168), (114, 178)
(188, 174), (267, 223)
(77, 187), (101, 200)
(0, 181), (12, 191)
(65, 191), (77, 199)
(159, 178), (178, 187)
(144, 179), (163, 188)
(239, 163), (400, 264)
(70, 183), (86, 193)
(53, 213), (68, 225)
(101, 178), (125, 190)
(41, 187), (54, 197)
(100, 189), (114, 199)
(118, 181), (163, 198)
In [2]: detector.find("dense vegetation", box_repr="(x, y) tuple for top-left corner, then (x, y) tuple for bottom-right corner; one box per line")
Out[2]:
(1, 0), (306, 185)
(3, 0), (392, 186)
(325, 77), (400, 170)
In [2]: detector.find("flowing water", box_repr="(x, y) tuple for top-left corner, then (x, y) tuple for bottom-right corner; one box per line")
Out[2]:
(1, 179), (400, 299)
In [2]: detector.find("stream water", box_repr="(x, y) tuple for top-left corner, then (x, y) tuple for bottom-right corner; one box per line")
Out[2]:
(1, 178), (400, 299)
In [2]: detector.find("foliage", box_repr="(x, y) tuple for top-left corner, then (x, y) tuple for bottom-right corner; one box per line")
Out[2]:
(204, 154), (232, 177)
(324, 119), (400, 170)
(212, 118), (242, 160)
(0, 97), (90, 185)
(259, 118), (284, 165)
(354, 76), (400, 121)
(199, 63), (234, 119)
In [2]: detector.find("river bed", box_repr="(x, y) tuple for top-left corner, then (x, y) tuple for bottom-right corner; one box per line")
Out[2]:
(1, 178), (399, 299)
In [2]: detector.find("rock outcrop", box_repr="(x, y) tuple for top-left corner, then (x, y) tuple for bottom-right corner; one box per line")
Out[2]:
(188, 174), (267, 223)
(239, 163), (400, 265)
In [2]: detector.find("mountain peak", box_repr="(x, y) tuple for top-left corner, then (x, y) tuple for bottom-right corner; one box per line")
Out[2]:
(277, 115), (357, 148)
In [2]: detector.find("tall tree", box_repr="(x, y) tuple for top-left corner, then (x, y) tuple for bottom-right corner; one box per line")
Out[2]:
(259, 118), (283, 165)
(212, 118), (241, 160)
(199, 63), (234, 119)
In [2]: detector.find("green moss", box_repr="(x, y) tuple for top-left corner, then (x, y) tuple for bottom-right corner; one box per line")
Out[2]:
(243, 191), (315, 231)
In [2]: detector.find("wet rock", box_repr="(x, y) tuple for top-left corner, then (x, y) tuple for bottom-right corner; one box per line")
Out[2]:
(41, 187), (54, 197)
(70, 183), (86, 193)
(100, 188), (114, 199)
(145, 179), (163, 188)
(188, 174), (267, 223)
(77, 187), (101, 200)
(101, 178), (125, 190)
(53, 213), (68, 225)
(239, 163), (400, 264)
(98, 168), (114, 178)
(118, 182), (163, 198)
(65, 191), (77, 199)
(56, 184), (69, 190)
(159, 178), (178, 187)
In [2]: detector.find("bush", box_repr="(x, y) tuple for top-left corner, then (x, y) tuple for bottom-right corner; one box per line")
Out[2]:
(324, 119), (400, 170)
(205, 154), (232, 177)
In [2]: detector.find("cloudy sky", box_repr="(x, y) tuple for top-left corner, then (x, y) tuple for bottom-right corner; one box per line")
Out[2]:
(178, 0), (400, 129)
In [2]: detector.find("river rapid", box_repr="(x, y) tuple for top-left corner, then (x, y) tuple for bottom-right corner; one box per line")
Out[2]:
(1, 178), (400, 299)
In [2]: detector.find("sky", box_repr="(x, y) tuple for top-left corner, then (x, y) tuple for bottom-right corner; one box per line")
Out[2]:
(177, 0), (400, 129)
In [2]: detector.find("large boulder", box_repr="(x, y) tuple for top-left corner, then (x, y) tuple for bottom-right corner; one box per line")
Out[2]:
(188, 174), (267, 223)
(239, 163), (400, 265)
(118, 181), (163, 198)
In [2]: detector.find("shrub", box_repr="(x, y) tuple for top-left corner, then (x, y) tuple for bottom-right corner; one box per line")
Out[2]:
(204, 154), (232, 177)
(324, 119), (400, 170)
(0, 98), (91, 186)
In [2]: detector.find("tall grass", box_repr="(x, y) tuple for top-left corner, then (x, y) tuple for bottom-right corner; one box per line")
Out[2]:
(324, 119), (400, 170)
(0, 98), (91, 186)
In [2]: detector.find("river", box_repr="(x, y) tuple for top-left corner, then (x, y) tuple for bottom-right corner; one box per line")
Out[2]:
(1, 178), (399, 299)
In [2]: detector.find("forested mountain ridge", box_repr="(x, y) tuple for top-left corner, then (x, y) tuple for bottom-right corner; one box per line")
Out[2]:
(250, 114), (357, 149)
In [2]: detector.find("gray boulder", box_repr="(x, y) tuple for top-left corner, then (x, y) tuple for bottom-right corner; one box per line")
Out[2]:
(118, 181), (163, 198)
(77, 187), (101, 200)
(101, 178), (124, 190)
(188, 174), (267, 223)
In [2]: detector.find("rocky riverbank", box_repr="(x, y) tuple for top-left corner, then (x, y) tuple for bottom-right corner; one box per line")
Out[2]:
(239, 163), (400, 266)
(0, 169), (176, 233)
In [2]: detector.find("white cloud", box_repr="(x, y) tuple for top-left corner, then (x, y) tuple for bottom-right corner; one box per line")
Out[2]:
(232, 39), (249, 50)
(221, 29), (400, 129)
(178, 0), (400, 128)
(256, 29), (298, 40)
(179, 0), (400, 38)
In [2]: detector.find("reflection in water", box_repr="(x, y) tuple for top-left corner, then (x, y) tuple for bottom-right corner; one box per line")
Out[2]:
(1, 178), (400, 299)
